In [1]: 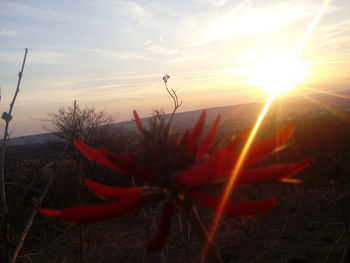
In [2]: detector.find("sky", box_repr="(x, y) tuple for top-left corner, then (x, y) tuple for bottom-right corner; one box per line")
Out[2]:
(0, 0), (349, 137)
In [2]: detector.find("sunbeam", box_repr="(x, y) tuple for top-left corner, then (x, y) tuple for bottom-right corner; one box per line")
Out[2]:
(202, 0), (332, 261)
(295, 0), (332, 57)
(295, 89), (350, 121)
(202, 96), (274, 262)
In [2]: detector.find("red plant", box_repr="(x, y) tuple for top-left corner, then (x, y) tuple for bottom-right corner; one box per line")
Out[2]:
(38, 110), (312, 257)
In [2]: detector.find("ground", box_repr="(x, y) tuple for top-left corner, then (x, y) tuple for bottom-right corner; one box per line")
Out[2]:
(25, 182), (350, 263)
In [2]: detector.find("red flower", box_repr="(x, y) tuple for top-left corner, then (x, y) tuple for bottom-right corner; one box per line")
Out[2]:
(38, 110), (312, 251)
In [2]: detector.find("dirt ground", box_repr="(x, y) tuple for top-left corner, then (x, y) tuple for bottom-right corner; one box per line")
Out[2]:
(25, 182), (350, 263)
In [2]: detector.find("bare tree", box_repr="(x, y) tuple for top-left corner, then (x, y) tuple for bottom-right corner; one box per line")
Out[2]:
(42, 102), (130, 263)
(44, 101), (119, 153)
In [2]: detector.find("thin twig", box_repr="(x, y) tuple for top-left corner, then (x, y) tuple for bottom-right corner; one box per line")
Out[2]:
(10, 174), (54, 263)
(323, 231), (346, 263)
(184, 205), (222, 263)
(162, 74), (182, 122)
(178, 211), (190, 263)
(37, 223), (96, 262)
(36, 225), (75, 262)
(250, 214), (290, 263)
(0, 48), (28, 214)
(0, 48), (28, 263)
(11, 100), (76, 262)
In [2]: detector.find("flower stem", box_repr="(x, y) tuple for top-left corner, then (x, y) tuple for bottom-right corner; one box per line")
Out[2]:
(185, 204), (223, 263)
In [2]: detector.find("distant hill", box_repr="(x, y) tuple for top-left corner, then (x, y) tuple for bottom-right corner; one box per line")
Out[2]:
(6, 102), (261, 146)
(7, 89), (350, 145)
(7, 132), (64, 145)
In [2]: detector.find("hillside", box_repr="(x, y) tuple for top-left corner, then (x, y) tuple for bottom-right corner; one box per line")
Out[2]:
(8, 89), (350, 146)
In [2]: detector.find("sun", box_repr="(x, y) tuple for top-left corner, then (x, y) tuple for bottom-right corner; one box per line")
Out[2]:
(251, 53), (308, 97)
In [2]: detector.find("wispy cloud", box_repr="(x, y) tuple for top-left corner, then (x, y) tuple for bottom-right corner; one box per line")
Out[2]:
(0, 2), (74, 22)
(195, 0), (228, 7)
(91, 49), (147, 61)
(310, 18), (350, 52)
(166, 54), (205, 65)
(114, 1), (153, 24)
(197, 1), (314, 45)
(96, 0), (162, 27)
(144, 44), (178, 56)
(0, 50), (69, 65)
(0, 28), (18, 37)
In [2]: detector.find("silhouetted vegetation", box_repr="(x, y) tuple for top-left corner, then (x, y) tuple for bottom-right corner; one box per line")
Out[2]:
(1, 92), (350, 263)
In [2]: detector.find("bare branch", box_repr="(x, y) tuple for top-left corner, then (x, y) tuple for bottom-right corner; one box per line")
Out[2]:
(0, 48), (28, 262)
(162, 74), (182, 122)
(10, 169), (54, 263)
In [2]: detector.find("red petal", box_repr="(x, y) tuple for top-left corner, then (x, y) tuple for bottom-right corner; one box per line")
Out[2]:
(244, 122), (295, 167)
(147, 202), (174, 251)
(213, 157), (313, 185)
(37, 197), (143, 223)
(176, 148), (227, 187)
(187, 111), (206, 151)
(208, 138), (221, 154)
(74, 139), (123, 172)
(224, 124), (253, 152)
(37, 209), (61, 217)
(210, 126), (252, 172)
(221, 151), (240, 175)
(84, 179), (143, 200)
(133, 110), (143, 128)
(190, 190), (276, 217)
(210, 122), (295, 176)
(99, 147), (156, 182)
(239, 157), (312, 185)
(197, 115), (221, 159)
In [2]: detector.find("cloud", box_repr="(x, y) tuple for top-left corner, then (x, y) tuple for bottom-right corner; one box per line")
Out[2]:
(166, 54), (205, 65)
(0, 28), (17, 37)
(310, 18), (350, 51)
(197, 1), (313, 45)
(197, 0), (227, 7)
(0, 2), (74, 22)
(144, 45), (178, 56)
(93, 49), (147, 60)
(116, 1), (150, 20)
(0, 50), (69, 65)
(36, 47), (147, 62)
(234, 48), (269, 65)
(310, 60), (350, 66)
(101, 0), (159, 25)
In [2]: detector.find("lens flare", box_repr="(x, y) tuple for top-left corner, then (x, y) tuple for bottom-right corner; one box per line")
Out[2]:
(202, 1), (331, 260)
(252, 54), (308, 97)
(201, 96), (274, 262)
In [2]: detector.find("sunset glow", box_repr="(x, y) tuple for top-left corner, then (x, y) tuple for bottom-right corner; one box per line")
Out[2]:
(251, 53), (308, 96)
(202, 0), (334, 261)
(0, 0), (348, 137)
